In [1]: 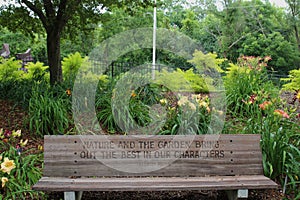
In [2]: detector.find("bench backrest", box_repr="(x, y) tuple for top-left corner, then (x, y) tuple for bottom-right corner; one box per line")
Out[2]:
(43, 134), (263, 177)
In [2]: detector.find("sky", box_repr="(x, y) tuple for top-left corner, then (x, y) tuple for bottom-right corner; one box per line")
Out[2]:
(0, 0), (289, 9)
(268, 0), (287, 8)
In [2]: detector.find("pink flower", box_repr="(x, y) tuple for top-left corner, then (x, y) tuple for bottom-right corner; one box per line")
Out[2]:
(274, 109), (290, 119)
(243, 94), (257, 104)
(264, 56), (272, 62)
(259, 101), (272, 110)
(4, 130), (11, 138)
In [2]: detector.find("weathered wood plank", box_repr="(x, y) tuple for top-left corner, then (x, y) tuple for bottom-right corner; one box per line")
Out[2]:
(33, 134), (278, 193)
(43, 134), (263, 177)
(33, 175), (278, 191)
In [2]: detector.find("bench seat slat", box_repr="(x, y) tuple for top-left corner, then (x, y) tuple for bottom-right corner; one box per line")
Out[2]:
(33, 175), (278, 192)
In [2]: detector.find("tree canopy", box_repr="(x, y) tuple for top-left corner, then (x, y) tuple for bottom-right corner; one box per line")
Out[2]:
(1, 0), (300, 81)
(0, 0), (152, 84)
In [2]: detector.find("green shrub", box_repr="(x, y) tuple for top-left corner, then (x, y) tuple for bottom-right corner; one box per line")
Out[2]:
(0, 58), (23, 81)
(188, 50), (225, 73)
(155, 68), (209, 93)
(0, 59), (49, 107)
(23, 62), (49, 82)
(0, 58), (27, 104)
(281, 68), (300, 92)
(62, 52), (86, 83)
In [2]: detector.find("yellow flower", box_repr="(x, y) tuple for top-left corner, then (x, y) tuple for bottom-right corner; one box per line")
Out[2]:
(38, 145), (43, 151)
(20, 139), (28, 147)
(177, 96), (189, 107)
(199, 101), (208, 108)
(215, 110), (223, 116)
(0, 156), (2, 161)
(1, 177), (8, 188)
(188, 102), (196, 111)
(206, 106), (211, 113)
(297, 91), (300, 100)
(169, 106), (176, 111)
(1, 158), (16, 175)
(12, 130), (21, 138)
(159, 98), (168, 105)
(191, 94), (201, 101)
(0, 128), (3, 139)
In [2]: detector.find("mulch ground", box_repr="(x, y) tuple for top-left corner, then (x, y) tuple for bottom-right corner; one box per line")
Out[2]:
(45, 189), (285, 200)
(0, 99), (295, 199)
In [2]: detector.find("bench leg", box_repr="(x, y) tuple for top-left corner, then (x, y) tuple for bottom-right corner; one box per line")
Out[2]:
(226, 189), (248, 200)
(64, 191), (83, 200)
(76, 191), (83, 200)
(64, 192), (75, 200)
(226, 190), (238, 200)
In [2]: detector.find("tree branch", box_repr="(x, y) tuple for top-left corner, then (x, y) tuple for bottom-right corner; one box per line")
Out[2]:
(56, 0), (68, 31)
(227, 34), (247, 49)
(43, 0), (55, 19)
(205, 27), (219, 40)
(56, 0), (82, 32)
(227, 29), (259, 50)
(20, 0), (47, 29)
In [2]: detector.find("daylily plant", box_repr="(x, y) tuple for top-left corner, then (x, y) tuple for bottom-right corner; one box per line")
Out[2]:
(0, 129), (25, 188)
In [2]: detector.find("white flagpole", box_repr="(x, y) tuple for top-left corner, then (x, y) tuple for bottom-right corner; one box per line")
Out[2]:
(152, 0), (157, 80)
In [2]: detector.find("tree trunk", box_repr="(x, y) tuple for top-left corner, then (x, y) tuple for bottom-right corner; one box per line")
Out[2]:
(294, 24), (300, 51)
(47, 29), (63, 85)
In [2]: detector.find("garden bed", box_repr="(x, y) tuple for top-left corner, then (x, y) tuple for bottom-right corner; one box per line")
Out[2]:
(0, 99), (293, 199)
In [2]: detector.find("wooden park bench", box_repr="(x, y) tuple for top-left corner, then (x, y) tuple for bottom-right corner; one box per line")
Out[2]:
(33, 134), (278, 200)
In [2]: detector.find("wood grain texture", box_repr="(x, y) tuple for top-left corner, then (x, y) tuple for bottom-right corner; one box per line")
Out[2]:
(42, 134), (263, 177)
(33, 134), (278, 191)
(33, 175), (278, 191)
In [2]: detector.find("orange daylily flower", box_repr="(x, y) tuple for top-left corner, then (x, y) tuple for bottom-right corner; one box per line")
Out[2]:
(131, 91), (137, 98)
(66, 89), (72, 96)
(259, 101), (272, 110)
(274, 109), (290, 119)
